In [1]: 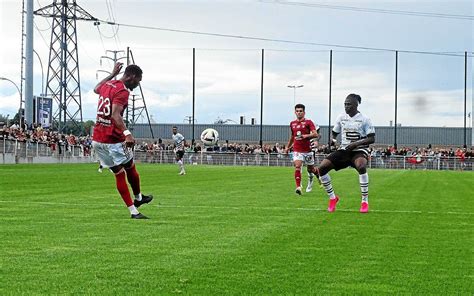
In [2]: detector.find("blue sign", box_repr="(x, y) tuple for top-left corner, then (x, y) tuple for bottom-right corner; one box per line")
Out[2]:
(35, 96), (53, 128)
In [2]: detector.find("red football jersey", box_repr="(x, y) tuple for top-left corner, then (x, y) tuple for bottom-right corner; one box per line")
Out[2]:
(290, 118), (316, 153)
(92, 80), (129, 144)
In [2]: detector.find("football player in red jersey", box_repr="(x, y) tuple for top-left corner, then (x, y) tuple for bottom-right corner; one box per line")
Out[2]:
(285, 104), (320, 195)
(92, 62), (153, 219)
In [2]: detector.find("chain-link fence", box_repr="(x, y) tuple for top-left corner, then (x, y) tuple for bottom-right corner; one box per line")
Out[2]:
(133, 150), (473, 171)
(1, 139), (471, 170)
(0, 138), (93, 163)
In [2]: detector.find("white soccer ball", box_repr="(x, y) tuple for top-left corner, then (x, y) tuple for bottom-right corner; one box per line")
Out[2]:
(200, 128), (219, 146)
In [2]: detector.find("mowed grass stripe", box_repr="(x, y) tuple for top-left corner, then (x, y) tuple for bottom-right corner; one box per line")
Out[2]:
(0, 164), (472, 294)
(1, 200), (473, 216)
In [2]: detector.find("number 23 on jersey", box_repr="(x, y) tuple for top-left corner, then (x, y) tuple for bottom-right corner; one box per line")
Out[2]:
(97, 96), (111, 117)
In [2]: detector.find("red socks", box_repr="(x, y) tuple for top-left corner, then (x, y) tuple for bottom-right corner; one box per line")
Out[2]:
(114, 169), (133, 207)
(114, 164), (141, 207)
(295, 169), (301, 187)
(125, 164), (141, 196)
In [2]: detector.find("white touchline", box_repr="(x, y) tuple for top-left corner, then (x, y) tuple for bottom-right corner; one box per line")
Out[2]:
(0, 200), (472, 216)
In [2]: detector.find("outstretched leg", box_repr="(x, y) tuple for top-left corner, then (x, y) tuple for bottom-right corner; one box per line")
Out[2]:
(110, 165), (140, 216)
(123, 159), (153, 208)
(317, 159), (339, 212)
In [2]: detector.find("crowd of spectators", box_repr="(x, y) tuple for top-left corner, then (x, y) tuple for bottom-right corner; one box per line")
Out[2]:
(132, 140), (472, 170)
(370, 146), (472, 170)
(134, 138), (473, 160)
(135, 139), (286, 155)
(2, 123), (472, 163)
(371, 145), (473, 159)
(0, 123), (93, 156)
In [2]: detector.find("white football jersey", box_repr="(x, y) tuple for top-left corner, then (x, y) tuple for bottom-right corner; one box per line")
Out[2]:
(333, 112), (375, 154)
(172, 133), (185, 151)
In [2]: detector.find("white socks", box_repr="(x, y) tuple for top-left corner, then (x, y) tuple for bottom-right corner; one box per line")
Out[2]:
(135, 193), (142, 201)
(178, 160), (184, 171)
(359, 173), (369, 203)
(319, 172), (369, 203)
(319, 174), (336, 199)
(128, 205), (139, 215)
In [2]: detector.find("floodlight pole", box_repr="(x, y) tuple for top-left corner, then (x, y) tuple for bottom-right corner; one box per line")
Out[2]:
(394, 50), (398, 150)
(192, 47), (196, 146)
(259, 49), (264, 146)
(328, 50), (333, 146)
(287, 84), (304, 106)
(463, 51), (467, 148)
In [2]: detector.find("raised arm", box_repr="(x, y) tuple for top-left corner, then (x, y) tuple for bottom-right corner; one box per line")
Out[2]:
(94, 62), (123, 94)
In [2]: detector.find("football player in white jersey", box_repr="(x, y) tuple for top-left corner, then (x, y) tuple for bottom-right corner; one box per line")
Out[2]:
(172, 126), (186, 175)
(316, 94), (375, 213)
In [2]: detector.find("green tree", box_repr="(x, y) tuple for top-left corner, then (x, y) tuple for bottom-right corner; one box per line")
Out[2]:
(83, 120), (95, 135)
(0, 113), (10, 125)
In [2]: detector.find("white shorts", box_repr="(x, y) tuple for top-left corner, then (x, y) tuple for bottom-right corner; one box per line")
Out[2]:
(292, 151), (315, 166)
(92, 141), (133, 168)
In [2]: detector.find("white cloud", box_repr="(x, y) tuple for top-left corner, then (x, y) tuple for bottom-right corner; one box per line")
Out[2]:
(0, 0), (471, 128)
(0, 93), (21, 115)
(142, 90), (191, 109)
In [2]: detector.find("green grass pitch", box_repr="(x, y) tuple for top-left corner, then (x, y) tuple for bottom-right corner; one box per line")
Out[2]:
(0, 164), (472, 294)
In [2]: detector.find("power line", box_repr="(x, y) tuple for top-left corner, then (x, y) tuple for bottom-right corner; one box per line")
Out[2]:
(258, 0), (474, 21)
(32, 20), (50, 31)
(104, 0), (121, 49)
(95, 26), (107, 53)
(114, 46), (466, 54)
(36, 0), (51, 28)
(33, 3), (101, 63)
(108, 0), (123, 47)
(96, 24), (120, 39)
(90, 19), (472, 57)
(33, 22), (50, 48)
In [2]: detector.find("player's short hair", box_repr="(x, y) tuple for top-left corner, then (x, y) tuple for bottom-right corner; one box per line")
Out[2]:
(347, 93), (362, 104)
(294, 104), (305, 111)
(172, 126), (177, 129)
(124, 64), (143, 77)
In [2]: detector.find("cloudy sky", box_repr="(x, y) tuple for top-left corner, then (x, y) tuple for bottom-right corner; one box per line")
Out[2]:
(0, 0), (472, 127)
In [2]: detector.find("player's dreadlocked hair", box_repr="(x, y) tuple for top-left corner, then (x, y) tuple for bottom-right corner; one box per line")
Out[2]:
(347, 93), (362, 104)
(124, 64), (143, 77)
